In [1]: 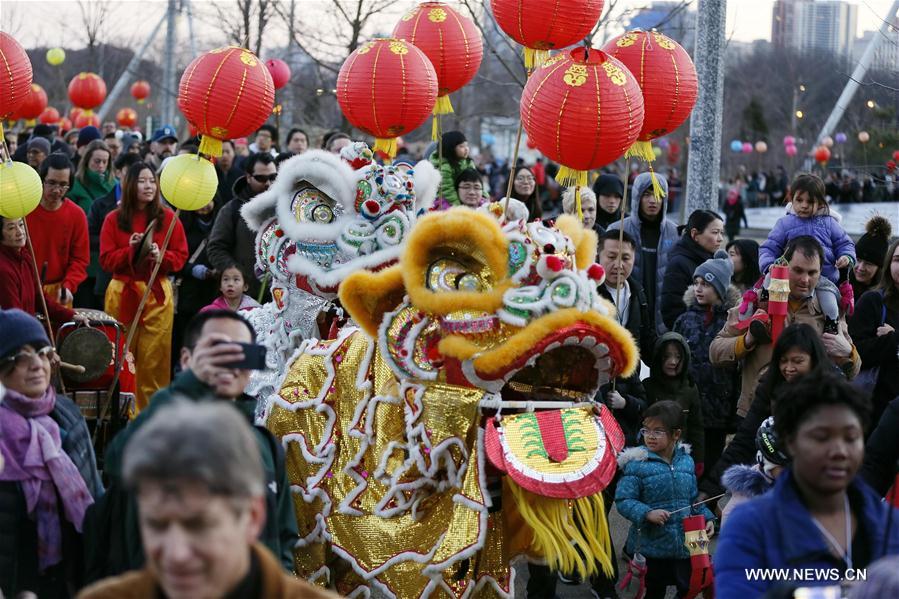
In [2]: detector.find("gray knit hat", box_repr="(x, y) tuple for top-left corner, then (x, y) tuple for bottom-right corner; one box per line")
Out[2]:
(694, 250), (733, 301)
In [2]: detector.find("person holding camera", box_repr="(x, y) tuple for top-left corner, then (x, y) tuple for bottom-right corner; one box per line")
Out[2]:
(83, 310), (298, 583)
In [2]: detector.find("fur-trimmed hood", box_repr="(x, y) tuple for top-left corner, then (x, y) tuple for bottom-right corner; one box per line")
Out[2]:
(617, 443), (691, 468)
(682, 283), (741, 311)
(721, 464), (774, 498)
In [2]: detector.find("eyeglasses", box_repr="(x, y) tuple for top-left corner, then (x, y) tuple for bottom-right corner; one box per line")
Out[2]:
(3, 346), (54, 369)
(251, 174), (277, 183)
(43, 181), (70, 191)
(639, 428), (669, 439)
(458, 184), (483, 192)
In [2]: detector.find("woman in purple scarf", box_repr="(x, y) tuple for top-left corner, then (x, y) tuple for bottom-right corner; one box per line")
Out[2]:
(0, 309), (103, 597)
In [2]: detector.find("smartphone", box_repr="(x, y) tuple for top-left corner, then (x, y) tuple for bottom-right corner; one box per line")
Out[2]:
(220, 342), (268, 370)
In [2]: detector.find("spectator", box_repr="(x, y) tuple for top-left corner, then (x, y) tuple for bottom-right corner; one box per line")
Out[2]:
(250, 123), (279, 157)
(591, 173), (624, 231)
(722, 185), (748, 240)
(101, 121), (116, 137)
(103, 131), (122, 161)
(73, 126), (102, 168)
(207, 152), (276, 299)
(710, 236), (860, 419)
(506, 165), (541, 219)
(80, 400), (335, 599)
(285, 127), (309, 155)
(561, 186), (598, 233)
(850, 215), (892, 301)
(726, 239), (761, 293)
(714, 372), (899, 597)
(200, 264), (261, 313)
(69, 139), (115, 215)
(99, 161), (188, 411)
(215, 139), (242, 204)
(860, 395), (899, 498)
(322, 130), (351, 154)
(431, 131), (474, 208)
(0, 309), (102, 598)
(608, 172), (678, 335)
(145, 125), (177, 171)
(26, 153), (89, 309)
(84, 311), (300, 580)
(661, 210), (725, 330)
(25, 136), (50, 171)
(445, 168), (486, 210)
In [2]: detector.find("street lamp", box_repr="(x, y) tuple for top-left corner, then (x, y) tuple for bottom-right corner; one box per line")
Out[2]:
(866, 99), (876, 109)
(796, 110), (804, 119)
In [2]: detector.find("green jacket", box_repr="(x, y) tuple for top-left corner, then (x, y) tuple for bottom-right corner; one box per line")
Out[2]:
(70, 170), (115, 279)
(430, 155), (474, 207)
(83, 370), (299, 582)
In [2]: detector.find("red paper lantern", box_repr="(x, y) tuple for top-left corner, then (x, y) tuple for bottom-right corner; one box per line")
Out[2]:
(393, 1), (483, 115)
(131, 80), (151, 104)
(39, 106), (60, 124)
(58, 117), (72, 133)
(887, 160), (896, 174)
(68, 72), (107, 109)
(602, 30), (698, 161)
(0, 32), (33, 122)
(69, 107), (84, 122)
(892, 150), (899, 162)
(265, 59), (291, 90)
(814, 146), (831, 164)
(178, 46), (275, 156)
(117, 107), (138, 128)
(520, 48), (644, 186)
(75, 112), (100, 129)
(526, 137), (538, 150)
(491, 0), (604, 68)
(18, 84), (48, 120)
(337, 38), (438, 159)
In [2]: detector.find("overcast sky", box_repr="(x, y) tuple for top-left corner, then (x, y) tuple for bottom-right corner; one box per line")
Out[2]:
(3, 0), (896, 51)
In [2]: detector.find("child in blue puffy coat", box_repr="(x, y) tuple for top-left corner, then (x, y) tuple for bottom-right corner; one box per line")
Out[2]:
(615, 401), (716, 599)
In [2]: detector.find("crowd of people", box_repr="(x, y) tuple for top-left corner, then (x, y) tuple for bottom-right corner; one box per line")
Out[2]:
(1, 119), (899, 598)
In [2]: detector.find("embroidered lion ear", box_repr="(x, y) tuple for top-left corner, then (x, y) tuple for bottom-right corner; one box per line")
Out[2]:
(401, 208), (512, 315)
(555, 214), (598, 270)
(339, 266), (406, 337)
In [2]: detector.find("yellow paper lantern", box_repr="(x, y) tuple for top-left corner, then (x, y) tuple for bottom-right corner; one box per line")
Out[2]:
(159, 154), (218, 211)
(46, 47), (66, 66)
(0, 160), (42, 218)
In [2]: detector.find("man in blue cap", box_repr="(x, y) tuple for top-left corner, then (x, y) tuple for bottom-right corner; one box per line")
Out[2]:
(147, 125), (178, 171)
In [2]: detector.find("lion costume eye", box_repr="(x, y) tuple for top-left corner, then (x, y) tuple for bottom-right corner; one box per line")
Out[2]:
(291, 186), (340, 224)
(427, 258), (490, 292)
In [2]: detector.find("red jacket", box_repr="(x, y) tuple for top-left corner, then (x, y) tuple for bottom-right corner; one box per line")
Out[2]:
(25, 198), (90, 292)
(0, 244), (76, 325)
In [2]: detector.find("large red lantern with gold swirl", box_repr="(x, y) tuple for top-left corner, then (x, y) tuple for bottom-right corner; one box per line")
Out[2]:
(521, 48), (644, 187)
(393, 2), (483, 119)
(18, 84), (48, 120)
(178, 46), (274, 157)
(68, 72), (107, 109)
(337, 38), (438, 159)
(117, 107), (138, 128)
(602, 31), (698, 161)
(131, 80), (151, 104)
(491, 0), (604, 68)
(0, 32), (33, 127)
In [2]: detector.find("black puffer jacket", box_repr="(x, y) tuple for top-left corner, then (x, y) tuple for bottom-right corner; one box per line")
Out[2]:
(597, 277), (657, 358)
(860, 396), (899, 496)
(660, 235), (713, 330)
(206, 176), (263, 298)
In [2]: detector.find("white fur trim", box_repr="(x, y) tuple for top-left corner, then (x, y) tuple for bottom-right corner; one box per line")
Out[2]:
(412, 159), (440, 213)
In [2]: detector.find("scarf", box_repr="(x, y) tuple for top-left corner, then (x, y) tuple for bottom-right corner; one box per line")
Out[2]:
(0, 387), (94, 570)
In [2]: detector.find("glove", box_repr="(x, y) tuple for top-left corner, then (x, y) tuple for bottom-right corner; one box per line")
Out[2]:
(739, 289), (758, 316)
(839, 280), (854, 316)
(695, 462), (705, 478)
(192, 264), (209, 280)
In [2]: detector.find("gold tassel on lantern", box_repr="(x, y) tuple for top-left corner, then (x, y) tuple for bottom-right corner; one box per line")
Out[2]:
(648, 165), (665, 200)
(555, 167), (588, 188)
(509, 482), (614, 580)
(523, 48), (550, 70)
(625, 140), (656, 162)
(431, 96), (454, 141)
(199, 136), (223, 158)
(373, 137), (398, 160)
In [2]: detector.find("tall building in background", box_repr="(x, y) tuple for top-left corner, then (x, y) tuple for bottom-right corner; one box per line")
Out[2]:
(853, 16), (899, 71)
(627, 1), (697, 49)
(771, 0), (858, 59)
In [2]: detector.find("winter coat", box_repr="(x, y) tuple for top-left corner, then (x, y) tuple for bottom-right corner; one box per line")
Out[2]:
(719, 464), (774, 531)
(848, 290), (899, 423)
(87, 186), (120, 294)
(660, 235), (714, 330)
(860, 396), (899, 497)
(83, 370), (298, 582)
(643, 332), (705, 464)
(206, 176), (263, 298)
(714, 469), (899, 598)
(0, 244), (75, 326)
(597, 373), (647, 448)
(608, 173), (679, 336)
(709, 293), (860, 417)
(597, 277), (656, 357)
(673, 285), (741, 430)
(79, 543), (341, 599)
(430, 155), (475, 208)
(69, 169), (115, 215)
(759, 207), (856, 283)
(175, 209), (219, 316)
(0, 394), (103, 597)
(722, 196), (748, 236)
(615, 445), (715, 559)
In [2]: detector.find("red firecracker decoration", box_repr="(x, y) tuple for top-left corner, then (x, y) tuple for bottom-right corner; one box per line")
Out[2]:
(18, 84), (48, 120)
(131, 80), (150, 104)
(814, 146), (831, 164)
(491, 0), (605, 68)
(178, 46), (275, 157)
(521, 48), (644, 189)
(337, 38), (438, 159)
(0, 32), (34, 123)
(39, 106), (60, 125)
(393, 1), (483, 121)
(265, 58), (291, 90)
(68, 72), (107, 109)
(117, 107), (138, 128)
(75, 112), (100, 129)
(683, 515), (714, 598)
(602, 30), (698, 162)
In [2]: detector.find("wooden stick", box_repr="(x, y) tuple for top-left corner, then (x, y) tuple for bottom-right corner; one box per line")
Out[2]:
(668, 493), (727, 515)
(503, 117), (525, 220)
(59, 361), (86, 374)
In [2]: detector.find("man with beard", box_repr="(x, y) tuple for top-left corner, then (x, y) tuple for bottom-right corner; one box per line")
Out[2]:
(146, 125), (178, 171)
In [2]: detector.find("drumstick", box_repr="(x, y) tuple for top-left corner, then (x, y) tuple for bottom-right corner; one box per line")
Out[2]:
(58, 361), (87, 374)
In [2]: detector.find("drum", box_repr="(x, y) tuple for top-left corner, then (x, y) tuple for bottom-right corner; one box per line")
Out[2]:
(56, 309), (135, 394)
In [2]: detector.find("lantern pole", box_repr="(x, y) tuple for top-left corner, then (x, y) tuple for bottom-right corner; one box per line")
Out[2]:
(95, 210), (181, 441)
(503, 118), (525, 219)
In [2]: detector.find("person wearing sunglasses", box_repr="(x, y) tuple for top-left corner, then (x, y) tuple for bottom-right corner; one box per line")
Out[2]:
(207, 152), (277, 300)
(0, 308), (103, 598)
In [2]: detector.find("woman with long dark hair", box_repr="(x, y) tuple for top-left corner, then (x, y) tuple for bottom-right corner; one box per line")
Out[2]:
(726, 239), (761, 293)
(99, 161), (188, 412)
(506, 165), (541, 219)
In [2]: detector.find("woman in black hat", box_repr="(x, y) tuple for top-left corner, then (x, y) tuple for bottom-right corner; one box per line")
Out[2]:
(850, 215), (892, 301)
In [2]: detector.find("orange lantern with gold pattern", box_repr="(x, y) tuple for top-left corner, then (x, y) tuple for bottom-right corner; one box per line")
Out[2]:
(393, 1), (483, 127)
(117, 107), (138, 128)
(18, 84), (48, 121)
(602, 31), (698, 161)
(336, 38), (438, 159)
(491, 0), (605, 68)
(0, 32), (33, 127)
(521, 48), (644, 190)
(178, 46), (275, 157)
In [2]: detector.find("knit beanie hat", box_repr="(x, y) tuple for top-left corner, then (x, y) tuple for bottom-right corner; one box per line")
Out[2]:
(693, 250), (733, 301)
(439, 130), (467, 162)
(0, 309), (50, 360)
(26, 137), (51, 156)
(855, 215), (892, 266)
(592, 173), (624, 198)
(77, 125), (101, 148)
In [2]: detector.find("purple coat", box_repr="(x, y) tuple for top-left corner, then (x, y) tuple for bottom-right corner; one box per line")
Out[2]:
(759, 212), (855, 283)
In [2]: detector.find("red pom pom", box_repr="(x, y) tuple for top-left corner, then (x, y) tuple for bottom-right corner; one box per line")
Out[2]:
(545, 255), (564, 272)
(587, 264), (605, 281)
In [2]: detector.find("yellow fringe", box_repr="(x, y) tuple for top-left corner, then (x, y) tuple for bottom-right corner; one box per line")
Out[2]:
(373, 137), (398, 160)
(575, 186), (583, 221)
(0, 122), (5, 144)
(625, 140), (656, 163)
(432, 116), (439, 142)
(434, 95), (454, 115)
(555, 167), (588, 188)
(649, 166), (665, 201)
(524, 48), (550, 69)
(199, 136), (223, 158)
(508, 482), (614, 580)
